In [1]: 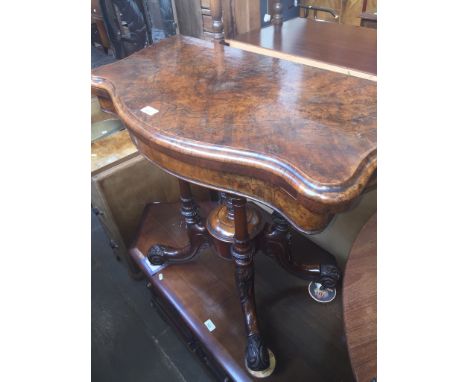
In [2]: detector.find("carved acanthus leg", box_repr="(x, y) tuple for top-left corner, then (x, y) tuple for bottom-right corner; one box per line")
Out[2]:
(147, 180), (209, 265)
(261, 212), (341, 291)
(230, 195), (275, 377)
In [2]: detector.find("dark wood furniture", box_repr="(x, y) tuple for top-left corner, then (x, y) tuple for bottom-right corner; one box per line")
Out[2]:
(132, 201), (354, 381)
(360, 0), (377, 29)
(200, 0), (261, 40)
(228, 17), (376, 79)
(343, 213), (377, 381)
(91, 33), (376, 377)
(360, 12), (377, 28)
(92, 0), (111, 54)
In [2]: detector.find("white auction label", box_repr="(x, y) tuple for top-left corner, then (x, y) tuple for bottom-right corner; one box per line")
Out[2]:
(204, 319), (216, 332)
(140, 106), (159, 116)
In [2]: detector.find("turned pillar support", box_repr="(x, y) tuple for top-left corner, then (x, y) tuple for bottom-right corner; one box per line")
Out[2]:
(211, 0), (224, 43)
(271, 1), (283, 26)
(206, 193), (264, 259)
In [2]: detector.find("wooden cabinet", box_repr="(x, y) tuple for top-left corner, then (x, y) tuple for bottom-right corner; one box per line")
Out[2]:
(173, 0), (260, 40)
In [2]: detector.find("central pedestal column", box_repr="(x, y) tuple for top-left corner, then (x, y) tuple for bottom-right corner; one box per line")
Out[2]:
(206, 192), (265, 259)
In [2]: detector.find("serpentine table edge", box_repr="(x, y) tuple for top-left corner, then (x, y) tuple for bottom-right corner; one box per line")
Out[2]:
(91, 35), (377, 234)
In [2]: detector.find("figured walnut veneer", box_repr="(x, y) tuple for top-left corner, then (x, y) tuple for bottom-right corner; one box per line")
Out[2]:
(91, 35), (376, 233)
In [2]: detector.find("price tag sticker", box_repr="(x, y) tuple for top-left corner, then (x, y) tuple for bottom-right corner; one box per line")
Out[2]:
(204, 319), (216, 332)
(140, 106), (159, 116)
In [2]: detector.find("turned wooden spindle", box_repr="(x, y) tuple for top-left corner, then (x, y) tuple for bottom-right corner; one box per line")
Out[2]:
(179, 179), (201, 225)
(211, 0), (224, 43)
(271, 1), (283, 26)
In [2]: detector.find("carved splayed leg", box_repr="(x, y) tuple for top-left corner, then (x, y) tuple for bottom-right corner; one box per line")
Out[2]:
(236, 265), (272, 373)
(261, 212), (341, 303)
(318, 263), (341, 289)
(230, 195), (275, 377)
(147, 180), (210, 265)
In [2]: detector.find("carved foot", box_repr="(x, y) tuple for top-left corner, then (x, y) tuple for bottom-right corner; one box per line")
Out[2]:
(245, 334), (276, 378)
(318, 263), (341, 289)
(147, 244), (176, 265)
(147, 230), (209, 265)
(246, 334), (270, 370)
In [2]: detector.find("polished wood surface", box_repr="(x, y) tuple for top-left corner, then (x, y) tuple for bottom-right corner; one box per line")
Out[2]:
(130, 201), (354, 381)
(91, 35), (376, 233)
(230, 18), (376, 76)
(343, 213), (377, 382)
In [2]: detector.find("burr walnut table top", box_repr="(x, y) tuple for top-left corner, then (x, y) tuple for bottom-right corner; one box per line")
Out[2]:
(91, 35), (376, 233)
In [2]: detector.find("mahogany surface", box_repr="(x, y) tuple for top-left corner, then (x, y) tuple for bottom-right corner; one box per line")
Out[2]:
(91, 35), (376, 233)
(130, 201), (354, 381)
(233, 18), (376, 75)
(343, 213), (377, 382)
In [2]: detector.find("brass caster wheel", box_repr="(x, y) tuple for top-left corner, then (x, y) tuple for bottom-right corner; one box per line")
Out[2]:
(308, 281), (336, 303)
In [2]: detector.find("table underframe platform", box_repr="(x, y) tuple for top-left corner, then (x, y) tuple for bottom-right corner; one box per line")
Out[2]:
(129, 198), (352, 381)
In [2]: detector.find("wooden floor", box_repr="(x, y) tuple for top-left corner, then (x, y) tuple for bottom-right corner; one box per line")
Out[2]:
(131, 202), (354, 381)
